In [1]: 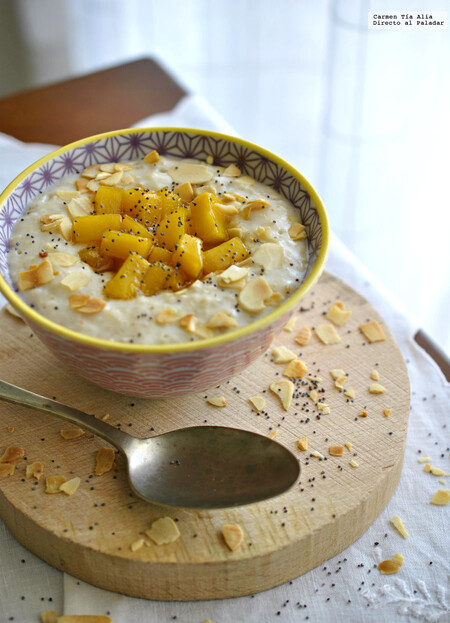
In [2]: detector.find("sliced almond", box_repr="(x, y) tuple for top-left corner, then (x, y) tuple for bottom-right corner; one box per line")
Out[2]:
(60, 429), (84, 440)
(254, 225), (276, 242)
(249, 396), (265, 411)
(424, 463), (431, 473)
(217, 265), (249, 286)
(283, 359), (307, 378)
(369, 383), (386, 394)
(75, 178), (90, 193)
(26, 461), (44, 480)
(45, 475), (66, 493)
(265, 292), (284, 306)
(316, 324), (340, 345)
(329, 445), (344, 457)
(144, 150), (160, 164)
(55, 190), (80, 202)
(283, 316), (298, 332)
(238, 277), (273, 313)
(131, 538), (145, 552)
(121, 173), (135, 185)
(272, 345), (297, 363)
(99, 170), (123, 186)
(86, 179), (101, 192)
(174, 182), (195, 203)
(61, 271), (90, 292)
(66, 196), (93, 219)
(95, 171), (113, 181)
(430, 466), (445, 477)
(145, 516), (180, 545)
(329, 369), (345, 380)
(0, 446), (24, 462)
(294, 326), (311, 346)
(430, 489), (450, 505)
(370, 370), (380, 381)
(241, 199), (269, 220)
(0, 464), (14, 477)
(325, 301), (351, 326)
(267, 430), (278, 440)
(417, 455), (431, 463)
(206, 396), (227, 407)
(252, 243), (284, 269)
(297, 436), (308, 451)
(390, 516), (409, 538)
(222, 523), (244, 551)
(349, 459), (359, 468)
(179, 314), (213, 339)
(344, 442), (353, 451)
(214, 202), (239, 216)
(311, 450), (324, 459)
(334, 376), (347, 390)
(18, 259), (54, 291)
(60, 476), (80, 496)
(288, 222), (306, 241)
(269, 379), (294, 411)
(222, 164), (241, 177)
(378, 553), (404, 574)
(95, 447), (115, 476)
(221, 193), (237, 204)
(168, 163), (213, 184)
(115, 162), (133, 172)
(383, 408), (392, 417)
(47, 252), (79, 267)
(358, 409), (368, 418)
(69, 294), (106, 314)
(82, 164), (100, 179)
(206, 312), (238, 329)
(310, 389), (318, 402)
(235, 174), (256, 186)
(359, 320), (386, 343)
(155, 308), (179, 325)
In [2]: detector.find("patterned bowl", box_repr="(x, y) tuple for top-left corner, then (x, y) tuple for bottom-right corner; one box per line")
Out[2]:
(0, 128), (329, 398)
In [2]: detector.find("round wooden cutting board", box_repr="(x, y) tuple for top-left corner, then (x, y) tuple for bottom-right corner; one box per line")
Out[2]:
(0, 272), (410, 600)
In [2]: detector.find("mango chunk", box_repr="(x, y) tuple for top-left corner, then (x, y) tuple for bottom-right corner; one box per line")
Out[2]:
(95, 186), (124, 214)
(148, 245), (172, 264)
(141, 262), (185, 296)
(73, 214), (122, 243)
(121, 214), (154, 239)
(172, 234), (203, 279)
(121, 187), (162, 225)
(155, 207), (188, 251)
(203, 237), (250, 275)
(103, 254), (149, 299)
(78, 244), (114, 273)
(100, 230), (153, 260)
(189, 192), (228, 245)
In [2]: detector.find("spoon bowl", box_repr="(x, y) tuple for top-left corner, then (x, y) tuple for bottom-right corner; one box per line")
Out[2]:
(0, 380), (300, 509)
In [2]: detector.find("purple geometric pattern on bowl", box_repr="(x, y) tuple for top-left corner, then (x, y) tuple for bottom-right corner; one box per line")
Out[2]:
(0, 130), (321, 288)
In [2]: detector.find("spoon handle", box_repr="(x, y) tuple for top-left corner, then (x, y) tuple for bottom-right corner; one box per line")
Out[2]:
(0, 379), (132, 453)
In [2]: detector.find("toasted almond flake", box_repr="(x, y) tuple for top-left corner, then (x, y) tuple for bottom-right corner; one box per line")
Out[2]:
(424, 463), (431, 473)
(344, 387), (355, 399)
(55, 190), (80, 201)
(383, 408), (392, 417)
(329, 445), (344, 457)
(206, 396), (227, 407)
(316, 323), (340, 345)
(349, 459), (359, 468)
(60, 429), (84, 440)
(58, 215), (73, 241)
(317, 402), (330, 412)
(358, 409), (368, 418)
(288, 222), (306, 241)
(155, 308), (179, 325)
(369, 383), (386, 394)
(252, 243), (284, 269)
(146, 516), (180, 545)
(239, 277), (272, 313)
(0, 446), (24, 462)
(0, 464), (14, 476)
(268, 430), (278, 439)
(69, 294), (106, 314)
(45, 475), (66, 493)
(241, 199), (269, 219)
(5, 304), (23, 320)
(206, 312), (238, 329)
(218, 265), (249, 285)
(269, 379), (294, 411)
(82, 164), (100, 178)
(40, 609), (59, 623)
(168, 163), (213, 184)
(115, 162), (133, 172)
(75, 178), (90, 193)
(95, 171), (112, 181)
(222, 164), (241, 177)
(95, 447), (115, 476)
(67, 196), (93, 219)
(254, 225), (276, 242)
(272, 345), (297, 363)
(430, 466), (445, 476)
(325, 301), (351, 326)
(179, 314), (213, 339)
(214, 202), (239, 215)
(329, 369), (346, 380)
(282, 316), (298, 332)
(221, 192), (236, 203)
(390, 516), (409, 538)
(18, 259), (54, 290)
(359, 320), (386, 343)
(311, 450), (324, 459)
(144, 150), (160, 164)
(61, 271), (90, 291)
(60, 476), (80, 496)
(430, 489), (450, 505)
(417, 455), (431, 463)
(249, 396), (265, 411)
(131, 538), (145, 552)
(86, 179), (101, 192)
(297, 436), (308, 451)
(121, 173), (135, 185)
(99, 170), (123, 186)
(222, 523), (244, 551)
(344, 442), (353, 451)
(26, 461), (44, 480)
(334, 376), (347, 390)
(283, 359), (308, 379)
(310, 389), (318, 402)
(379, 553), (404, 574)
(370, 370), (380, 381)
(47, 252), (79, 267)
(294, 326), (311, 346)
(57, 617), (112, 623)
(174, 181), (195, 202)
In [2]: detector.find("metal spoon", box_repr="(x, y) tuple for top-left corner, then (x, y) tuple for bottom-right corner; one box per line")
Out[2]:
(0, 380), (300, 509)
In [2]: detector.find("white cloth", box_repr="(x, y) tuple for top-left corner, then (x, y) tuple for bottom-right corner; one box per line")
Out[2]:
(0, 94), (449, 623)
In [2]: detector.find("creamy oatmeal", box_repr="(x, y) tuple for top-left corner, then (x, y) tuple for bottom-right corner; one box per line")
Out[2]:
(8, 151), (308, 344)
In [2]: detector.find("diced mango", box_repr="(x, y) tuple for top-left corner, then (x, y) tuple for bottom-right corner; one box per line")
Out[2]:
(121, 188), (161, 225)
(100, 230), (153, 260)
(148, 245), (172, 264)
(189, 192), (228, 245)
(95, 186), (124, 214)
(103, 254), (149, 299)
(155, 207), (188, 251)
(141, 262), (180, 296)
(121, 214), (154, 239)
(155, 187), (182, 217)
(78, 244), (114, 273)
(73, 214), (122, 243)
(171, 234), (203, 279)
(203, 237), (250, 274)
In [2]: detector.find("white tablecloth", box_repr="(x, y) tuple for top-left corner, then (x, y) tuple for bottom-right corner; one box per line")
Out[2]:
(0, 95), (448, 623)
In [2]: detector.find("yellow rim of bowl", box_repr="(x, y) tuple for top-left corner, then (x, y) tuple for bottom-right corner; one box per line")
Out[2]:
(0, 127), (330, 353)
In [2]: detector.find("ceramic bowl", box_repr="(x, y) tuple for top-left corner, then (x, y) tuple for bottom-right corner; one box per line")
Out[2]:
(0, 128), (329, 398)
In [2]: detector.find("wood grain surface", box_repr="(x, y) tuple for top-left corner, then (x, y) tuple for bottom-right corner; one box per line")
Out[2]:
(0, 272), (410, 600)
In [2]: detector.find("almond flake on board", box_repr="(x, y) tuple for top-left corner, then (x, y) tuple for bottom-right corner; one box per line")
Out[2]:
(249, 396), (265, 411)
(45, 475), (67, 493)
(310, 389), (318, 402)
(26, 462), (44, 480)
(69, 294), (106, 314)
(369, 383), (386, 394)
(430, 466), (445, 477)
(60, 477), (81, 496)
(168, 163), (213, 184)
(222, 523), (244, 551)
(430, 489), (450, 505)
(60, 429), (84, 440)
(417, 455), (431, 463)
(359, 320), (386, 343)
(329, 446), (344, 457)
(390, 516), (409, 538)
(334, 376), (347, 390)
(222, 164), (242, 177)
(66, 196), (93, 219)
(0, 464), (14, 477)
(370, 370), (380, 381)
(252, 243), (284, 269)
(297, 436), (308, 451)
(283, 316), (298, 332)
(378, 553), (404, 575)
(311, 450), (324, 459)
(316, 324), (340, 345)
(283, 359), (308, 379)
(206, 396), (227, 407)
(61, 271), (90, 292)
(344, 387), (355, 399)
(174, 181), (195, 202)
(294, 326), (311, 346)
(18, 259), (54, 290)
(349, 459), (359, 468)
(146, 516), (180, 545)
(95, 447), (115, 476)
(384, 408), (392, 417)
(272, 345), (297, 364)
(344, 442), (353, 451)
(325, 301), (351, 326)
(47, 252), (79, 267)
(144, 150), (160, 164)
(0, 446), (24, 462)
(330, 369), (346, 380)
(206, 312), (238, 329)
(269, 379), (294, 411)
(267, 430), (278, 440)
(238, 277), (273, 313)
(155, 309), (179, 325)
(131, 538), (145, 552)
(288, 222), (306, 241)
(358, 410), (368, 418)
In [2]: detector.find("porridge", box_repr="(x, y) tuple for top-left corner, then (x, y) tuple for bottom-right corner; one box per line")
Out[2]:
(8, 151), (308, 345)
